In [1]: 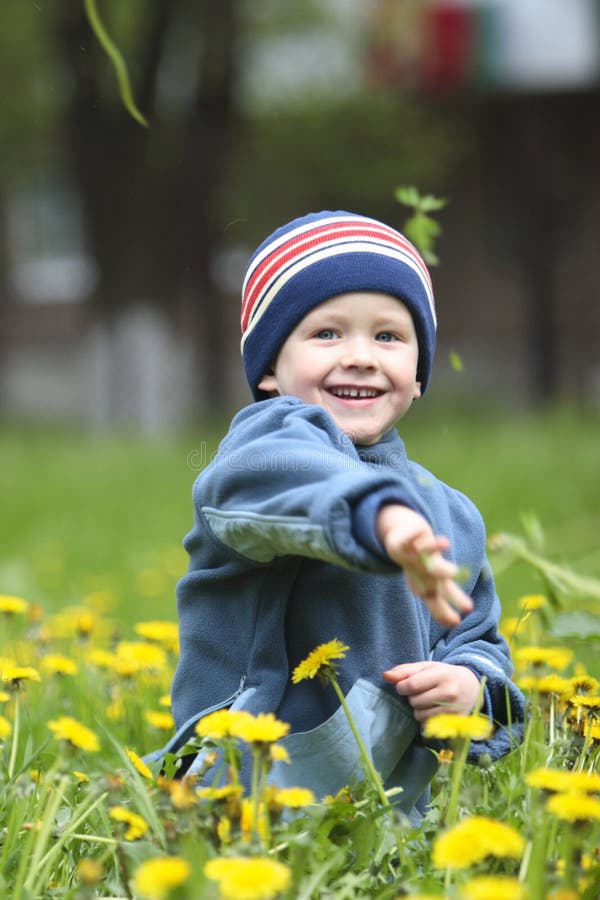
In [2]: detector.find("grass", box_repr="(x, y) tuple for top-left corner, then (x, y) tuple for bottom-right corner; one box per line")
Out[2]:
(1, 405), (600, 898)
(1, 405), (598, 620)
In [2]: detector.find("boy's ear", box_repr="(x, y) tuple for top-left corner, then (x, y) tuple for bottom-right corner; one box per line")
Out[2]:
(413, 381), (422, 400)
(257, 370), (279, 395)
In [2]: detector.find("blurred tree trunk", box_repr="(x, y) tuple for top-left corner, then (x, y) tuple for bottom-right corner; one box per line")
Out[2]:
(53, 0), (239, 418)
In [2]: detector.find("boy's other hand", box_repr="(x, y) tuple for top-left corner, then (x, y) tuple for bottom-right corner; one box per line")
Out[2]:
(382, 661), (481, 722)
(376, 504), (473, 627)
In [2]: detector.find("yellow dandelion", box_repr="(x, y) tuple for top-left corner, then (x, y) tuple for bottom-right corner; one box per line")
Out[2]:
(240, 798), (269, 842)
(217, 815), (232, 844)
(115, 640), (167, 674)
(526, 767), (600, 794)
(204, 855), (291, 900)
(161, 776), (199, 810)
(48, 607), (101, 640)
(423, 713), (492, 741)
(546, 791), (600, 823)
(568, 694), (600, 712)
(515, 646), (573, 672)
(196, 708), (252, 740)
(460, 875), (526, 900)
(232, 712), (290, 745)
(0, 595), (29, 616)
(292, 638), (349, 683)
(584, 720), (600, 741)
(500, 617), (523, 641)
(569, 674), (600, 695)
(270, 744), (290, 764)
(1, 664), (41, 688)
(74, 610), (96, 637)
(273, 786), (315, 808)
(132, 856), (191, 900)
(0, 715), (12, 740)
(30, 770), (44, 784)
(107, 697), (125, 721)
(76, 858), (104, 886)
(73, 770), (89, 784)
(159, 694), (172, 708)
(438, 748), (454, 764)
(48, 716), (100, 752)
(535, 674), (574, 696)
(0, 690), (10, 702)
(135, 620), (179, 652)
(40, 654), (78, 676)
(84, 648), (117, 669)
(518, 593), (546, 611)
(197, 784), (244, 803)
(109, 805), (149, 840)
(433, 816), (524, 869)
(144, 710), (175, 731)
(515, 675), (540, 692)
(126, 748), (154, 779)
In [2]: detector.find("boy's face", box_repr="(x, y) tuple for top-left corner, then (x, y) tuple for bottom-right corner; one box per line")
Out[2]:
(257, 291), (421, 445)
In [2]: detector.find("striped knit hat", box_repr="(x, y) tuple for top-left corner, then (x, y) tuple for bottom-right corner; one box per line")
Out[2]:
(241, 210), (437, 400)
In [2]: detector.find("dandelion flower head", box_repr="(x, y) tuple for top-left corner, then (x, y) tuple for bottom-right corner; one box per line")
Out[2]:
(0, 595), (29, 616)
(273, 786), (315, 808)
(132, 856), (191, 900)
(126, 748), (154, 779)
(545, 791), (600, 823)
(292, 639), (349, 683)
(460, 875), (526, 900)
(232, 711), (290, 744)
(526, 767), (600, 794)
(424, 713), (492, 741)
(109, 805), (150, 840)
(47, 716), (99, 752)
(204, 855), (292, 900)
(433, 816), (524, 869)
(0, 715), (11, 740)
(515, 646), (573, 672)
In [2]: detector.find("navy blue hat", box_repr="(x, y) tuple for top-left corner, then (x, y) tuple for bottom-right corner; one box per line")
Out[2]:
(241, 210), (437, 399)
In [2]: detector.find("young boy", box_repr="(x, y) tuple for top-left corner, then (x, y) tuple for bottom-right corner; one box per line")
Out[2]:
(165, 210), (524, 819)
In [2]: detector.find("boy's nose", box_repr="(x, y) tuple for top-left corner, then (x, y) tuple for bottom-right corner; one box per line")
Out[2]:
(340, 338), (379, 370)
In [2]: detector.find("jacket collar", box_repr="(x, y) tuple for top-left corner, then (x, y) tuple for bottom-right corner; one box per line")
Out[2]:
(355, 428), (409, 473)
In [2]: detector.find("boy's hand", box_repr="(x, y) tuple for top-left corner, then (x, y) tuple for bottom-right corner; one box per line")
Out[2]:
(383, 661), (481, 722)
(376, 504), (473, 627)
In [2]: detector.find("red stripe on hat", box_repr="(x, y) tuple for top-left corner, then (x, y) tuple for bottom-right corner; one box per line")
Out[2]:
(241, 220), (430, 333)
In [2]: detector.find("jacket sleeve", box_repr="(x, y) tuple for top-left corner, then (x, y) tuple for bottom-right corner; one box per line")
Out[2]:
(195, 398), (434, 574)
(428, 498), (525, 760)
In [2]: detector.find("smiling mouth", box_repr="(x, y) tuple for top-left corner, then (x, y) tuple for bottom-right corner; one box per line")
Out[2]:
(327, 387), (383, 399)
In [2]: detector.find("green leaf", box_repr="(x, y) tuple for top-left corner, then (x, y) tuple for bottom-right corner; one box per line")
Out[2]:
(394, 185), (421, 208)
(449, 350), (464, 372)
(550, 611), (600, 639)
(84, 0), (148, 127)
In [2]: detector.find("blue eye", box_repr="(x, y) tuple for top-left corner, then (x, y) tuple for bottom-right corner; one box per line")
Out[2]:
(376, 332), (396, 342)
(316, 329), (337, 340)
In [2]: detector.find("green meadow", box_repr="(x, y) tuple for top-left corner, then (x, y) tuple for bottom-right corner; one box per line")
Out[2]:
(1, 406), (599, 899)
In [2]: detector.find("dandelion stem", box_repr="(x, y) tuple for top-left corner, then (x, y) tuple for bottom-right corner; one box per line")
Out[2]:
(445, 737), (469, 827)
(7, 693), (19, 779)
(328, 675), (389, 809)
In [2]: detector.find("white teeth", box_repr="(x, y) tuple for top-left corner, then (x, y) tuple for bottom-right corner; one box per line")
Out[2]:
(330, 387), (380, 398)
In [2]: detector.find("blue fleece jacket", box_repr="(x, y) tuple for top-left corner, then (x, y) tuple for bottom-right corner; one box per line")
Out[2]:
(166, 397), (524, 811)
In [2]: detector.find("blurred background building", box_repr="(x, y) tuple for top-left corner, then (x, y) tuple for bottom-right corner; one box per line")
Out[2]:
(1, 0), (599, 432)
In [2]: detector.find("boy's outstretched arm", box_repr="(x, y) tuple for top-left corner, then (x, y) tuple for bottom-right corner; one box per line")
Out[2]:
(376, 504), (473, 628)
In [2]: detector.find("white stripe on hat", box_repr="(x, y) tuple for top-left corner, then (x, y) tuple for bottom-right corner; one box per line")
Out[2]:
(241, 239), (436, 350)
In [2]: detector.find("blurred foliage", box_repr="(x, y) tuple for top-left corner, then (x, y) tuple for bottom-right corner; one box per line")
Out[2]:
(0, 3), (61, 183)
(218, 92), (466, 241)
